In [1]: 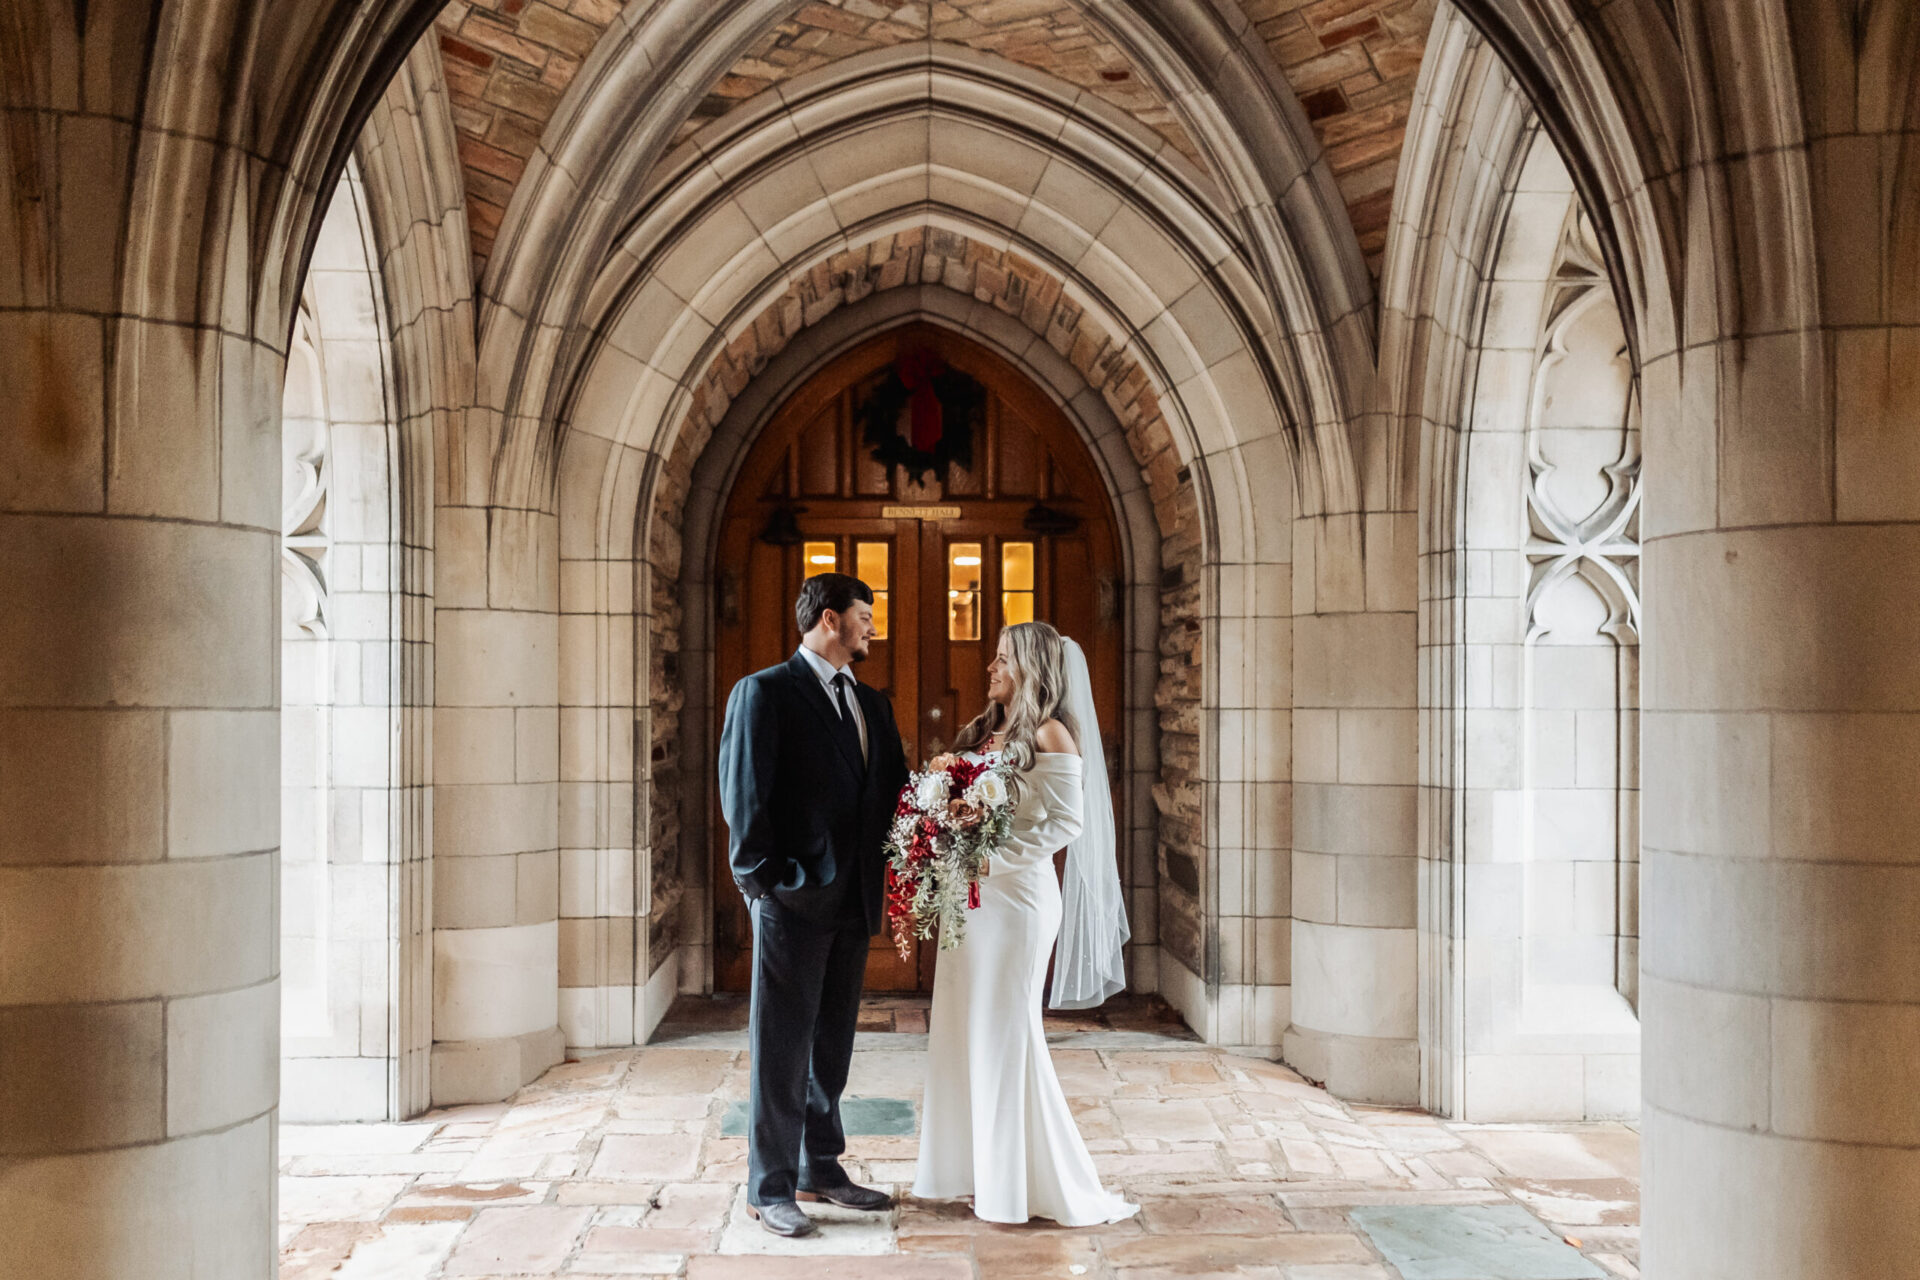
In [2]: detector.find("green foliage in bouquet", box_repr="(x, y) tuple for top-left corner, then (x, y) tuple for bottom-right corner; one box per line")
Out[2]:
(883, 754), (1019, 956)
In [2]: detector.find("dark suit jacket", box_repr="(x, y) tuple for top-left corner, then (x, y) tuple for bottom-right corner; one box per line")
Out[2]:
(718, 651), (909, 933)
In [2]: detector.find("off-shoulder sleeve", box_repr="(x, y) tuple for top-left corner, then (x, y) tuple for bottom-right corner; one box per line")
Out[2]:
(989, 755), (1085, 874)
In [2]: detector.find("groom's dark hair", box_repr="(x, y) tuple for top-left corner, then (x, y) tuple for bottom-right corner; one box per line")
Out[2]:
(796, 572), (874, 634)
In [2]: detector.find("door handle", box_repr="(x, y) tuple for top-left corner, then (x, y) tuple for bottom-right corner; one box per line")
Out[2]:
(926, 706), (942, 721)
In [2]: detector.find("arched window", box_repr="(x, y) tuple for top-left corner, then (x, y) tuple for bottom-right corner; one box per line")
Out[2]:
(279, 158), (407, 1121)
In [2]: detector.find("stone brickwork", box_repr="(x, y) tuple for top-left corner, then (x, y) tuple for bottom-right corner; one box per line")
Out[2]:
(1245, 0), (1436, 269)
(641, 226), (1205, 976)
(674, 0), (1207, 168)
(432, 0), (1209, 275)
(434, 0), (629, 269)
(432, 0), (1435, 277)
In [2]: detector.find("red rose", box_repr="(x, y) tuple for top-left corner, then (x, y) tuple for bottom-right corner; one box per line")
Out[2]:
(949, 758), (988, 789)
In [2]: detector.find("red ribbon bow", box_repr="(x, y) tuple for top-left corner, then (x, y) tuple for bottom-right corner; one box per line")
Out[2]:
(897, 350), (945, 452)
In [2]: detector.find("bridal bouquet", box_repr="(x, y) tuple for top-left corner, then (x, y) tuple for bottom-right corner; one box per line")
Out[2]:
(883, 752), (1018, 957)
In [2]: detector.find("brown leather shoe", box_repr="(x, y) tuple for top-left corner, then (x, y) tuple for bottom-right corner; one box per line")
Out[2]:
(746, 1200), (817, 1236)
(797, 1182), (894, 1211)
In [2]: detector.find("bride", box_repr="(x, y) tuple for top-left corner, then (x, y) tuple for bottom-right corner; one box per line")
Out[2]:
(912, 620), (1138, 1226)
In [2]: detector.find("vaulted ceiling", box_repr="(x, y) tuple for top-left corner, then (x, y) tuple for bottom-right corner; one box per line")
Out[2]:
(430, 0), (1435, 277)
(667, 0), (1208, 169)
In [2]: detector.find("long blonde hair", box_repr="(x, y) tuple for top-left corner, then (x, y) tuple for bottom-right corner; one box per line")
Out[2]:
(953, 620), (1079, 772)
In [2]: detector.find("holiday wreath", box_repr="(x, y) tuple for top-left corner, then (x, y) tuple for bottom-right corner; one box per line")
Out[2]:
(856, 349), (987, 484)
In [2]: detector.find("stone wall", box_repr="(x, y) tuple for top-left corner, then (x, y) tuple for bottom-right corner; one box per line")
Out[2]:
(641, 225), (1204, 983)
(1249, 0), (1437, 269)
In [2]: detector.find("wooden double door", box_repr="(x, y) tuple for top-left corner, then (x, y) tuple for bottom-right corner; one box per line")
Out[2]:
(712, 325), (1123, 993)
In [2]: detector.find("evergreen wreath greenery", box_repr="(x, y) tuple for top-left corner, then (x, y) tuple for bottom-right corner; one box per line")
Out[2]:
(856, 357), (986, 483)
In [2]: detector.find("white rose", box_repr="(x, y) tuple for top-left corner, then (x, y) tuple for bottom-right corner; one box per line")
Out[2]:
(914, 772), (951, 811)
(968, 772), (1008, 808)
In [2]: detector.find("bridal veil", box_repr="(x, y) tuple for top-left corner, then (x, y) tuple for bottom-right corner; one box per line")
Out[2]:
(1050, 637), (1130, 1008)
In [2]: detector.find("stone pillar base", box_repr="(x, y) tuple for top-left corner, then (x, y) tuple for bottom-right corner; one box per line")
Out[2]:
(430, 1025), (566, 1106)
(1284, 1025), (1418, 1104)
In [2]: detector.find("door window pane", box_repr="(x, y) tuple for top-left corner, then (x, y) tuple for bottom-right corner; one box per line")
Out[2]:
(804, 540), (838, 573)
(1002, 541), (1035, 627)
(856, 541), (889, 639)
(948, 542), (982, 640)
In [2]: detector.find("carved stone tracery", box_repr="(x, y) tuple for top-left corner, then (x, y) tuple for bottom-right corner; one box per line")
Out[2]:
(1523, 210), (1640, 646)
(283, 302), (333, 640)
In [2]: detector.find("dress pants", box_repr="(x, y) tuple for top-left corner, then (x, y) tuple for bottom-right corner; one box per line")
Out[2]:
(745, 895), (870, 1205)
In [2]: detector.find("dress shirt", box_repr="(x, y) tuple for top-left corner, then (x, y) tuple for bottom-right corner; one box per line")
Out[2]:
(797, 645), (868, 761)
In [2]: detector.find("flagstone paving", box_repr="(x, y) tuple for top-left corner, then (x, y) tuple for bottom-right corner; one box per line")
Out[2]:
(281, 997), (1640, 1279)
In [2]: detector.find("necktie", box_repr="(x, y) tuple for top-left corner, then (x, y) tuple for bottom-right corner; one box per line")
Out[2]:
(831, 673), (865, 766)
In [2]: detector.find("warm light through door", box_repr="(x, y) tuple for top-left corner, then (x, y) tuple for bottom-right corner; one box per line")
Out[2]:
(1002, 541), (1035, 626)
(856, 541), (889, 638)
(948, 542), (982, 640)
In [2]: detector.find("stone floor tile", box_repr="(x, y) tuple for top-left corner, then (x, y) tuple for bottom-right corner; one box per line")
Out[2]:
(589, 1132), (702, 1180)
(281, 1122), (435, 1155)
(442, 1206), (595, 1276)
(973, 1229), (1102, 1263)
(284, 1151), (471, 1177)
(894, 1228), (970, 1248)
(616, 1092), (719, 1121)
(1094, 1150), (1226, 1177)
(1287, 1207), (1358, 1233)
(620, 1048), (736, 1095)
(645, 1182), (737, 1232)
(279, 996), (1640, 1280)
(1424, 1148), (1505, 1180)
(563, 1260), (688, 1277)
(386, 1205), (477, 1223)
(280, 1173), (412, 1222)
(1113, 1097), (1228, 1143)
(1282, 1190), (1509, 1209)
(1497, 1178), (1640, 1226)
(1460, 1129), (1639, 1180)
(279, 1221), (382, 1279)
(576, 1223), (714, 1259)
(689, 1256), (973, 1278)
(1106, 1232), (1376, 1269)
(334, 1221), (466, 1280)
(1351, 1204), (1605, 1279)
(395, 1179), (550, 1208)
(1137, 1193), (1293, 1235)
(556, 1181), (663, 1205)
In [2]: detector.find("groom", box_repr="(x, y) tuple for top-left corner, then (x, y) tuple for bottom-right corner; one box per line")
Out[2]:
(718, 572), (910, 1237)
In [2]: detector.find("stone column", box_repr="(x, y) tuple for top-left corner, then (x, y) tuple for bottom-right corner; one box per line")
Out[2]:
(1285, 510), (1420, 1103)
(1638, 13), (1920, 1275)
(0, 11), (282, 1274)
(430, 503), (565, 1102)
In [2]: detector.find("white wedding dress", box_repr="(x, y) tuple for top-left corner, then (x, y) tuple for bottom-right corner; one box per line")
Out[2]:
(911, 749), (1140, 1226)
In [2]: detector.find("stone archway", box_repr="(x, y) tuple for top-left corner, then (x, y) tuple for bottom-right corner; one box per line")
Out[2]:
(543, 46), (1306, 1056)
(277, 157), (421, 1123)
(664, 273), (1183, 1008)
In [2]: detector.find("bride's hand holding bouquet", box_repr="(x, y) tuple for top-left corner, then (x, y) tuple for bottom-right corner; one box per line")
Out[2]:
(882, 751), (1017, 958)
